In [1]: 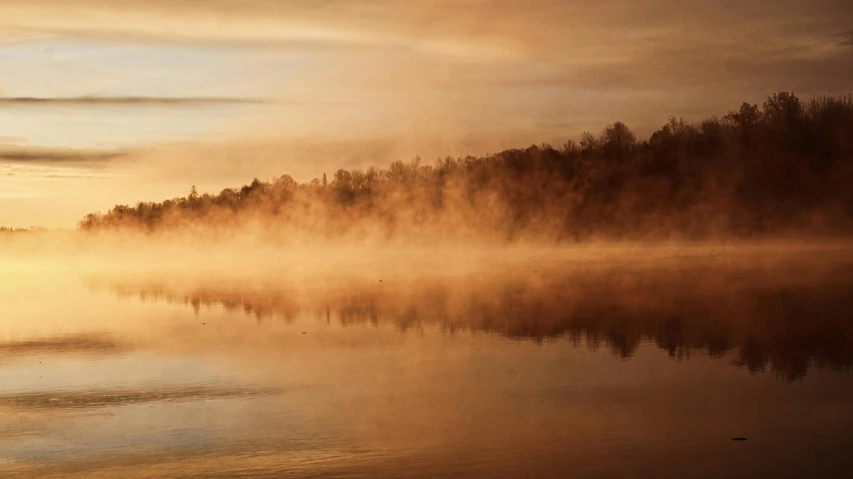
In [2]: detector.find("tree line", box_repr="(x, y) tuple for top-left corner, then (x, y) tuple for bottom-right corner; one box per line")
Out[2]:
(0, 227), (43, 234)
(79, 92), (853, 239)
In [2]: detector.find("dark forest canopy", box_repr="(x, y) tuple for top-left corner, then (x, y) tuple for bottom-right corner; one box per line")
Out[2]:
(79, 92), (853, 240)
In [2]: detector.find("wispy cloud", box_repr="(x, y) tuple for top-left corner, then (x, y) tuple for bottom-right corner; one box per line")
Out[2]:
(0, 96), (267, 106)
(0, 1), (531, 59)
(833, 29), (853, 46)
(0, 146), (126, 165)
(3, 1), (852, 95)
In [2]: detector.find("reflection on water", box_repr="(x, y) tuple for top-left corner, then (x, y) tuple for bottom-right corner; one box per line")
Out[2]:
(2, 246), (853, 478)
(101, 254), (853, 381)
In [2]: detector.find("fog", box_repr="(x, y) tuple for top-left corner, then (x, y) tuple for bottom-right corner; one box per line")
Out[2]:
(3, 218), (853, 478)
(3, 2), (853, 477)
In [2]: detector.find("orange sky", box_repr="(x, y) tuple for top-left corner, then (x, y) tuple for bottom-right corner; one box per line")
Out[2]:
(1, 0), (851, 227)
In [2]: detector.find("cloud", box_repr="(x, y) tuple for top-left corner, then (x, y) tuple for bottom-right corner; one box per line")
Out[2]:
(0, 146), (126, 166)
(2, 1), (851, 95)
(833, 30), (853, 47)
(0, 1), (527, 59)
(0, 96), (267, 107)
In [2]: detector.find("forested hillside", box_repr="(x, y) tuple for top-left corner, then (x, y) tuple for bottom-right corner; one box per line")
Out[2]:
(79, 93), (853, 240)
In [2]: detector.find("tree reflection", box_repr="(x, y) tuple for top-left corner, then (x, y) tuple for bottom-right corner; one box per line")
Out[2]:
(102, 260), (853, 381)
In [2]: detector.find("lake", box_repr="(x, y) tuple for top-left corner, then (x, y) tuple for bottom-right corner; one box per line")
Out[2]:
(1, 243), (852, 478)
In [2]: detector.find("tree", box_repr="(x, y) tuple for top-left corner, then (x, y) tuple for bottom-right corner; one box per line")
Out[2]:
(75, 92), (853, 239)
(601, 121), (636, 148)
(763, 92), (802, 126)
(723, 102), (761, 141)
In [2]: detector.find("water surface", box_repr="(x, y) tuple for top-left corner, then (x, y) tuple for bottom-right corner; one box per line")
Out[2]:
(1, 244), (852, 478)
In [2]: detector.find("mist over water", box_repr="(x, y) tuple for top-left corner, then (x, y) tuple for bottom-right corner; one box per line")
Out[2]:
(3, 0), (853, 475)
(2, 240), (853, 478)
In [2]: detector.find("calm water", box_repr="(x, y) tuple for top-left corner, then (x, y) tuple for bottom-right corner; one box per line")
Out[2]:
(1, 245), (853, 478)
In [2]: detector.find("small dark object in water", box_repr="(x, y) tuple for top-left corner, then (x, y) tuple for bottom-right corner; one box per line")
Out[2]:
(379, 280), (382, 282)
(302, 332), (307, 334)
(732, 437), (747, 441)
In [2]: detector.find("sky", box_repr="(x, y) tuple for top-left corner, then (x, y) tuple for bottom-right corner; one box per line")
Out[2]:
(0, 0), (851, 227)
